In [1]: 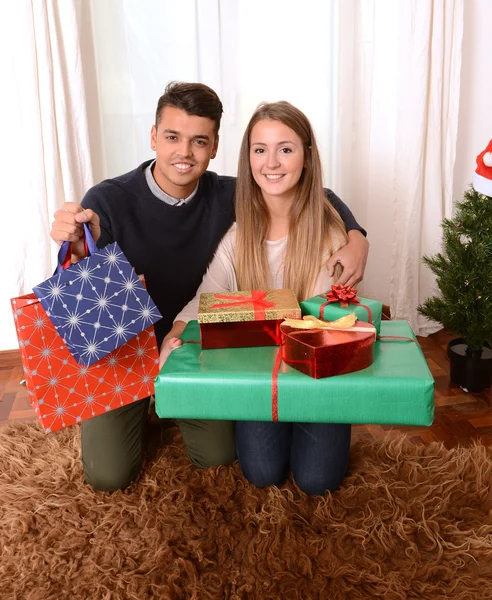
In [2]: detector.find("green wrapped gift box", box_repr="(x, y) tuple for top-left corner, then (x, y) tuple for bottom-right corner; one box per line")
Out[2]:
(155, 320), (434, 426)
(300, 294), (382, 335)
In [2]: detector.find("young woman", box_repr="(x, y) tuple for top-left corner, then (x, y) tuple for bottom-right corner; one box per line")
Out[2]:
(160, 101), (352, 495)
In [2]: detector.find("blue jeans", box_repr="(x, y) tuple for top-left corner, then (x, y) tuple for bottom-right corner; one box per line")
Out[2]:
(236, 421), (351, 496)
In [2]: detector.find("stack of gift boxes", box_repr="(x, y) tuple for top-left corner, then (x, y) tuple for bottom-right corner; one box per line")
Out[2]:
(155, 287), (435, 426)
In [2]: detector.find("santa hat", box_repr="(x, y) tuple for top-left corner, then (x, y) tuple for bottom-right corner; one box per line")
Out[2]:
(473, 139), (492, 197)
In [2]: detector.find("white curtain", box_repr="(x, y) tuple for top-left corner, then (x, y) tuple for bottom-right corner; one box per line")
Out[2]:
(392, 1), (463, 335)
(333, 0), (464, 335)
(0, 0), (93, 351)
(1, 0), (465, 350)
(88, 0), (338, 182)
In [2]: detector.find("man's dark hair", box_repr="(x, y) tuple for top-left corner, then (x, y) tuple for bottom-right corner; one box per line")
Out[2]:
(155, 82), (223, 134)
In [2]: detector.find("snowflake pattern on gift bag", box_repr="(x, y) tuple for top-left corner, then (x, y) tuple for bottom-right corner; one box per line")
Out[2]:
(32, 243), (161, 367)
(12, 294), (160, 433)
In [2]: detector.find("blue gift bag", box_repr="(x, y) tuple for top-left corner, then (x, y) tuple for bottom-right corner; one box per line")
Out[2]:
(33, 224), (162, 367)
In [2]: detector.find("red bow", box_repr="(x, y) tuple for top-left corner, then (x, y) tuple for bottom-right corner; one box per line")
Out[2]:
(324, 285), (360, 308)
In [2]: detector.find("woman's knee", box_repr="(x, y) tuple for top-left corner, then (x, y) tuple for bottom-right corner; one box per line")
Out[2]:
(292, 463), (349, 495)
(238, 455), (288, 488)
(237, 436), (289, 487)
(236, 421), (291, 488)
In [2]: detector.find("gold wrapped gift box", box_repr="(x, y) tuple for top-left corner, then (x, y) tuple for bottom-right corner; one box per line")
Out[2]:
(198, 289), (301, 349)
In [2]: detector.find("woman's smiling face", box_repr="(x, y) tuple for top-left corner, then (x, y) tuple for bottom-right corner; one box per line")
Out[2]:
(249, 119), (305, 203)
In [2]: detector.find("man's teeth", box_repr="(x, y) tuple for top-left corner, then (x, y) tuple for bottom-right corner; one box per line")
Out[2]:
(265, 174), (283, 180)
(175, 163), (192, 171)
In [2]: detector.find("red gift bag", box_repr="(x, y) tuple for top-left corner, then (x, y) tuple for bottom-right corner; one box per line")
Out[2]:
(11, 293), (160, 433)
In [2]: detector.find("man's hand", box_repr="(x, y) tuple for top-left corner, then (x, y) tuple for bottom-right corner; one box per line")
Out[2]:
(50, 202), (101, 263)
(327, 230), (369, 287)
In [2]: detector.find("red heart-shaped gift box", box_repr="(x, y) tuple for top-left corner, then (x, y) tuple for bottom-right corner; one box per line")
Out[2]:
(281, 321), (376, 379)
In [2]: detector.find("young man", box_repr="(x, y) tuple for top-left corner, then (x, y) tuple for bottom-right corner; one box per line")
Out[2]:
(50, 82), (369, 492)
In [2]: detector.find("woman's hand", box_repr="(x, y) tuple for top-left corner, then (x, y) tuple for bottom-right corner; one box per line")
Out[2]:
(158, 321), (187, 369)
(159, 337), (183, 369)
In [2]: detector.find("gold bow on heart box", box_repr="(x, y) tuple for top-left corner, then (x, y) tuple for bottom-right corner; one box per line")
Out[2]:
(282, 313), (377, 334)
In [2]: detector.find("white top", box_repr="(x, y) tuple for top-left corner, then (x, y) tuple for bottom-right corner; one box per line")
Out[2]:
(176, 223), (344, 323)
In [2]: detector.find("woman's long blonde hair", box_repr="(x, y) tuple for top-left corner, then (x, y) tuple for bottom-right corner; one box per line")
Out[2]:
(235, 101), (348, 300)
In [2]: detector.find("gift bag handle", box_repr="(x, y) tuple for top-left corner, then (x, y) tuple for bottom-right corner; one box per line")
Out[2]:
(55, 223), (98, 274)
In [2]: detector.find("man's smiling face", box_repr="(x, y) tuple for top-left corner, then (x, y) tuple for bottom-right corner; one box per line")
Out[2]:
(150, 106), (219, 198)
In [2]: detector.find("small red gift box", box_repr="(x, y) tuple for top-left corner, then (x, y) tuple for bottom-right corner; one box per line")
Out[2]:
(198, 289), (301, 350)
(281, 321), (376, 379)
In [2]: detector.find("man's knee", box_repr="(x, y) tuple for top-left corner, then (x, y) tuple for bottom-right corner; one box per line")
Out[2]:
(80, 398), (149, 491)
(178, 419), (236, 469)
(187, 443), (236, 469)
(83, 461), (141, 492)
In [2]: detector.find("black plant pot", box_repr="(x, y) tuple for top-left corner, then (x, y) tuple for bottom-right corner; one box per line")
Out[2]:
(447, 338), (492, 393)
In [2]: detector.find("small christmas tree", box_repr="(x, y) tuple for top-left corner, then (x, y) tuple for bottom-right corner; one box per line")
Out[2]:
(418, 187), (492, 353)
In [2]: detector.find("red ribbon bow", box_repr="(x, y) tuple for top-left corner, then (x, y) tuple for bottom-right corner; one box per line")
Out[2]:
(210, 290), (275, 321)
(318, 285), (373, 324)
(324, 284), (360, 307)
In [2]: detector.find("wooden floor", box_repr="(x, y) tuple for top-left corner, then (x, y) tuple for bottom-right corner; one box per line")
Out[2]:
(1, 329), (491, 448)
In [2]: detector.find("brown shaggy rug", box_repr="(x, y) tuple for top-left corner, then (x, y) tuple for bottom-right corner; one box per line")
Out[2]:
(1, 422), (492, 600)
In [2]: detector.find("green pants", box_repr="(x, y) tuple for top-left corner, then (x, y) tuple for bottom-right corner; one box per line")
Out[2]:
(81, 398), (236, 491)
